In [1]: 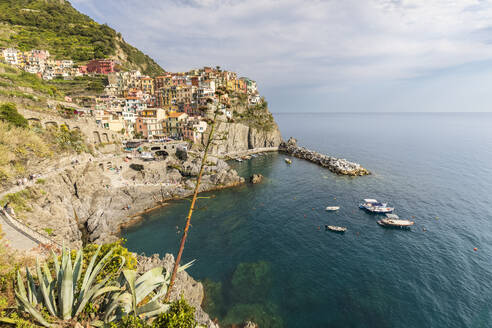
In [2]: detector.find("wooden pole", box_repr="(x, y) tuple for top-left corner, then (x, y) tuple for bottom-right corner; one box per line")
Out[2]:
(164, 111), (218, 302)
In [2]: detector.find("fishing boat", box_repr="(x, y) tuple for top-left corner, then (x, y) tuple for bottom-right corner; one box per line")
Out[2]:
(359, 199), (394, 213)
(325, 225), (347, 232)
(326, 206), (340, 211)
(285, 158), (292, 164)
(377, 213), (414, 228)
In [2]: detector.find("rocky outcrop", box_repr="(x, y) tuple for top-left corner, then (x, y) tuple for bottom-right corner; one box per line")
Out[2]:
(279, 137), (370, 176)
(137, 253), (219, 328)
(249, 174), (263, 184)
(16, 152), (244, 247)
(206, 122), (282, 156)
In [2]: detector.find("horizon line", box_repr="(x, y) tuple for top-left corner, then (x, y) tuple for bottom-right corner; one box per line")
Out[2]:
(271, 111), (492, 114)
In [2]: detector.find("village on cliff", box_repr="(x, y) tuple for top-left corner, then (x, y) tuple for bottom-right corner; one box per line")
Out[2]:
(1, 47), (263, 144)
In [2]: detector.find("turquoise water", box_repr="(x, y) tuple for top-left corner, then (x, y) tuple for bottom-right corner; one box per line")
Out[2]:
(123, 113), (492, 327)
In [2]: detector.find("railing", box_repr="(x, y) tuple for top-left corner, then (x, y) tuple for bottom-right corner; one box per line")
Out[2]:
(0, 209), (61, 249)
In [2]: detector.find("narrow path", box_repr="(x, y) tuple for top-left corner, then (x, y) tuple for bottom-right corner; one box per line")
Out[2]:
(0, 154), (117, 199)
(0, 212), (38, 250)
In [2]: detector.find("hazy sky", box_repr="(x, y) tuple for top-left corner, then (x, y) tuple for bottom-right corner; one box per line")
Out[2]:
(70, 0), (492, 112)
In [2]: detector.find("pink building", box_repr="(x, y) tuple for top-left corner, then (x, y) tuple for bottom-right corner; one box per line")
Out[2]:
(86, 59), (115, 74)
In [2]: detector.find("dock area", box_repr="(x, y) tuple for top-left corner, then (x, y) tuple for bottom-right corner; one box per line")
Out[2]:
(279, 137), (370, 176)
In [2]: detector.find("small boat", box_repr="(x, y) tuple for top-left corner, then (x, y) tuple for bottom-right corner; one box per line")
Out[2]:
(359, 199), (394, 213)
(236, 158), (243, 162)
(326, 225), (347, 232)
(326, 206), (340, 211)
(285, 158), (292, 164)
(377, 213), (414, 228)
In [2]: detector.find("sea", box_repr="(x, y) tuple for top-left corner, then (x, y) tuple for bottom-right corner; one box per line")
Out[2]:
(123, 113), (492, 328)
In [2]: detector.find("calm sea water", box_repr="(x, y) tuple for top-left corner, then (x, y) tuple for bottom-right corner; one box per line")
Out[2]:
(123, 113), (492, 328)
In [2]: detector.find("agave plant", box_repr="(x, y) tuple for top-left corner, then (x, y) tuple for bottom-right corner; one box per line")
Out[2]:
(14, 246), (123, 327)
(99, 260), (195, 324)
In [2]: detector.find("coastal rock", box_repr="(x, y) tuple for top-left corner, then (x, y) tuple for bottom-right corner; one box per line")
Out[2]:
(136, 253), (219, 328)
(250, 174), (264, 184)
(279, 137), (370, 176)
(206, 122), (282, 156)
(243, 321), (258, 328)
(11, 153), (244, 246)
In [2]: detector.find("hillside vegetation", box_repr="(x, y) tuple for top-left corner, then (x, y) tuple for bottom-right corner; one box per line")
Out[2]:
(0, 102), (89, 187)
(0, 0), (165, 76)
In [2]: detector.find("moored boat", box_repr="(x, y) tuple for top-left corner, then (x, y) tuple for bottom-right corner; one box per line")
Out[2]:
(325, 225), (347, 232)
(377, 213), (414, 228)
(326, 206), (340, 211)
(285, 158), (292, 164)
(359, 199), (394, 213)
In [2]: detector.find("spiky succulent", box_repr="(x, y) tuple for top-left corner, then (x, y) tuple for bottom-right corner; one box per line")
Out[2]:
(14, 245), (123, 327)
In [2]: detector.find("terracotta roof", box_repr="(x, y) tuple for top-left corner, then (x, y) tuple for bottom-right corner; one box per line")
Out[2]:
(168, 112), (186, 118)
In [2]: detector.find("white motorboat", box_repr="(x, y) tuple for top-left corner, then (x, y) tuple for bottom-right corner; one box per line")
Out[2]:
(326, 206), (340, 211)
(285, 158), (292, 164)
(377, 213), (414, 228)
(326, 225), (347, 232)
(359, 199), (394, 213)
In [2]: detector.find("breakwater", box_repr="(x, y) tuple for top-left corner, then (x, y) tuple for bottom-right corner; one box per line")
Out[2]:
(279, 137), (370, 176)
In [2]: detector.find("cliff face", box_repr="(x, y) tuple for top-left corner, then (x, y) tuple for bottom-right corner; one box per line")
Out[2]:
(207, 122), (282, 155)
(14, 152), (244, 247)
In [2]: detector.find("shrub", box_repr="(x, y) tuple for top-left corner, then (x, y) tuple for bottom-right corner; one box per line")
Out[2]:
(130, 163), (144, 171)
(0, 103), (28, 128)
(110, 315), (150, 328)
(81, 239), (137, 283)
(153, 298), (197, 328)
(49, 126), (88, 153)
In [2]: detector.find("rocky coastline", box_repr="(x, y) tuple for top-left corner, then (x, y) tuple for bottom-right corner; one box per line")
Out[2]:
(4, 151), (244, 248)
(279, 137), (370, 176)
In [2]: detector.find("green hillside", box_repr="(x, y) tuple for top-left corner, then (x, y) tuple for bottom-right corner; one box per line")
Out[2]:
(0, 0), (165, 76)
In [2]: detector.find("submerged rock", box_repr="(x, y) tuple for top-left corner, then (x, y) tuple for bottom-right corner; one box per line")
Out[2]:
(249, 174), (264, 184)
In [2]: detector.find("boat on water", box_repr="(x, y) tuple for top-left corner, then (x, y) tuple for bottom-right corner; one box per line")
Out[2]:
(326, 206), (340, 211)
(359, 199), (394, 213)
(325, 225), (347, 232)
(285, 158), (292, 164)
(236, 158), (243, 162)
(377, 213), (414, 228)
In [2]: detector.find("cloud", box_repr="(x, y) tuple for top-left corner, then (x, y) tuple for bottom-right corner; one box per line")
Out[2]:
(71, 0), (492, 111)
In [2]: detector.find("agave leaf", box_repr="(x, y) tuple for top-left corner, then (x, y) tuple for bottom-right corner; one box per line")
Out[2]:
(42, 262), (53, 284)
(177, 260), (196, 273)
(72, 249), (83, 291)
(36, 261), (57, 317)
(15, 271), (27, 299)
(25, 268), (39, 306)
(51, 250), (60, 279)
(60, 248), (74, 320)
(103, 292), (132, 323)
(80, 245), (102, 291)
(15, 290), (52, 327)
(136, 300), (170, 319)
(123, 270), (138, 315)
(73, 275), (120, 316)
(77, 247), (115, 310)
(134, 267), (166, 304)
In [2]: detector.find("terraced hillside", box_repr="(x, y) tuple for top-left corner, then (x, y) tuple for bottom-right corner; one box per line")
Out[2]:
(0, 0), (165, 76)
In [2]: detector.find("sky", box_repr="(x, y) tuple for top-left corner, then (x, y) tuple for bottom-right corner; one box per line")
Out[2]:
(70, 0), (492, 112)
